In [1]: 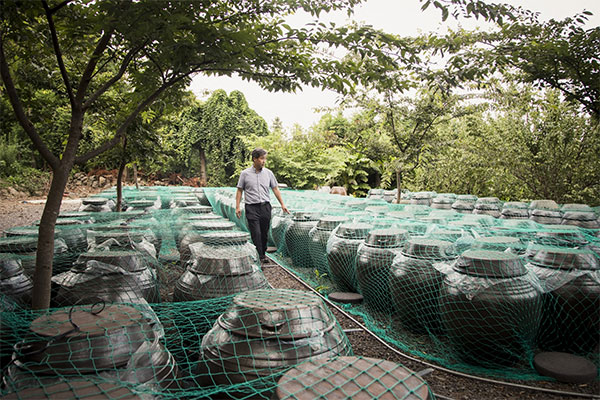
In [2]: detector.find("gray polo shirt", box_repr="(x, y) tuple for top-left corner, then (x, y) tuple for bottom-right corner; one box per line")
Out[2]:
(237, 166), (278, 204)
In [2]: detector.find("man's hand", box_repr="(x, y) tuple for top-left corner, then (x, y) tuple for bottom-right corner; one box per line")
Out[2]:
(235, 207), (242, 218)
(281, 205), (290, 214)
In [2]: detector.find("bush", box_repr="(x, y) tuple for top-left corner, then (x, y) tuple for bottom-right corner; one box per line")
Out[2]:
(0, 167), (50, 195)
(0, 142), (21, 177)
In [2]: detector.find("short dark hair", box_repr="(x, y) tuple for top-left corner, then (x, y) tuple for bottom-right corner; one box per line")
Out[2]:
(251, 148), (267, 160)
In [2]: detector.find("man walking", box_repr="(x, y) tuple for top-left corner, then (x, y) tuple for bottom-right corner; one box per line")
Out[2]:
(236, 148), (289, 263)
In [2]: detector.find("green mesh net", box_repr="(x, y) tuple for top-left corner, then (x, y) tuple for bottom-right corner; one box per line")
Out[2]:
(1, 186), (599, 398)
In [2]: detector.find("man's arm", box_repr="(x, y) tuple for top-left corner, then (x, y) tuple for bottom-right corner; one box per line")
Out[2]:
(272, 187), (289, 214)
(235, 187), (243, 218)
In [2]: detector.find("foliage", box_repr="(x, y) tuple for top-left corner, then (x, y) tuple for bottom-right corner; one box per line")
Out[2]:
(0, 166), (50, 195)
(411, 84), (600, 204)
(0, 141), (20, 176)
(240, 124), (348, 190)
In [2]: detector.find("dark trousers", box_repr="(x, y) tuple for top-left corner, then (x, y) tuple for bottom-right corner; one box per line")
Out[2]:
(245, 202), (272, 258)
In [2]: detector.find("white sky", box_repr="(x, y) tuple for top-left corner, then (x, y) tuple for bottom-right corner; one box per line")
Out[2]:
(189, 0), (600, 131)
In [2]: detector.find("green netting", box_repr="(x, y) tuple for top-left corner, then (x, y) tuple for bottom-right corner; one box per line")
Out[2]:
(1, 186), (598, 398)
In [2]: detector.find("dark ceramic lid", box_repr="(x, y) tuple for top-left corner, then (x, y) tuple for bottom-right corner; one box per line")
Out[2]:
(501, 208), (530, 216)
(58, 212), (92, 219)
(187, 214), (222, 221)
(533, 352), (598, 384)
(432, 197), (453, 204)
(316, 215), (349, 231)
(77, 250), (146, 272)
(365, 205), (390, 214)
(503, 201), (529, 209)
(474, 203), (501, 211)
(531, 209), (562, 217)
(2, 380), (141, 400)
(218, 289), (334, 339)
(474, 236), (521, 249)
(30, 304), (144, 339)
(386, 211), (415, 219)
(561, 211), (597, 222)
(452, 201), (475, 210)
(178, 205), (213, 214)
(529, 199), (559, 210)
(413, 192), (433, 199)
(188, 220), (235, 231)
(199, 230), (250, 245)
(127, 200), (155, 207)
(55, 218), (84, 226)
(456, 194), (477, 202)
(402, 238), (454, 259)
(453, 250), (527, 278)
(82, 197), (109, 205)
(0, 236), (38, 252)
(499, 219), (538, 229)
(292, 211), (322, 221)
(475, 197), (500, 205)
(0, 253), (25, 279)
(275, 356), (430, 400)
(365, 228), (408, 248)
(3, 226), (38, 237)
(560, 203), (593, 213)
(525, 245), (599, 270)
(534, 225), (586, 244)
(427, 229), (464, 241)
(335, 223), (373, 239)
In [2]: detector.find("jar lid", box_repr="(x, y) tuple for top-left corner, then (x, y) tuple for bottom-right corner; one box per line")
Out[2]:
(0, 236), (38, 252)
(473, 236), (522, 250)
(475, 197), (500, 205)
(529, 199), (559, 210)
(316, 215), (349, 231)
(335, 223), (373, 239)
(2, 380), (141, 400)
(531, 209), (562, 217)
(452, 201), (475, 210)
(364, 206), (389, 214)
(77, 250), (146, 272)
(503, 201), (529, 209)
(365, 228), (408, 248)
(474, 203), (501, 211)
(199, 231), (250, 245)
(127, 200), (155, 207)
(453, 250), (527, 278)
(275, 356), (431, 400)
(188, 220), (236, 231)
(292, 211), (322, 221)
(432, 197), (453, 204)
(526, 245), (599, 270)
(218, 289), (334, 339)
(560, 203), (593, 213)
(561, 211), (597, 222)
(386, 211), (415, 219)
(82, 197), (109, 205)
(402, 238), (454, 259)
(534, 225), (587, 245)
(456, 194), (477, 202)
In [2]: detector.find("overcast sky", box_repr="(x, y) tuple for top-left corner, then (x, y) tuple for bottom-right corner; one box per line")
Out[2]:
(188, 0), (599, 131)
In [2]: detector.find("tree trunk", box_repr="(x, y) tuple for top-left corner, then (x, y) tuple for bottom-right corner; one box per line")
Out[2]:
(133, 162), (139, 189)
(396, 169), (402, 204)
(31, 165), (70, 310)
(199, 147), (207, 186)
(116, 138), (128, 212)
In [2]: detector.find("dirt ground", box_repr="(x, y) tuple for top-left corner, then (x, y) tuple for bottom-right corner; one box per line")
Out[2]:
(1, 192), (598, 400)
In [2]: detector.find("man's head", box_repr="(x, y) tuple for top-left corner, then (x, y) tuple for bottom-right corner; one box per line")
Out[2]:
(252, 148), (267, 170)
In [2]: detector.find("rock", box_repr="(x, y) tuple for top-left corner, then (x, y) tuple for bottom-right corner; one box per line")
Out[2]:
(91, 179), (98, 188)
(98, 176), (107, 186)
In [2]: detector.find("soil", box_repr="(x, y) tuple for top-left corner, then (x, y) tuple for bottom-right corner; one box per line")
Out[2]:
(1, 190), (598, 400)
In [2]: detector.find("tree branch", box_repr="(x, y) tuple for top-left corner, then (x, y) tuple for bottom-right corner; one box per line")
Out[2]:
(83, 41), (145, 110)
(49, 0), (72, 14)
(75, 76), (185, 164)
(0, 37), (60, 169)
(42, 0), (75, 108)
(75, 28), (115, 105)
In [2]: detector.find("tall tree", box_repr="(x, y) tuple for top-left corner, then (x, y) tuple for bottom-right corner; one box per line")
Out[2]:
(1, 0), (409, 309)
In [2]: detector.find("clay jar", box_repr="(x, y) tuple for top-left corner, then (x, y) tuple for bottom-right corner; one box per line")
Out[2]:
(356, 228), (408, 313)
(525, 245), (600, 354)
(438, 250), (543, 366)
(327, 223), (373, 293)
(308, 216), (349, 276)
(284, 211), (322, 269)
(390, 238), (455, 333)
